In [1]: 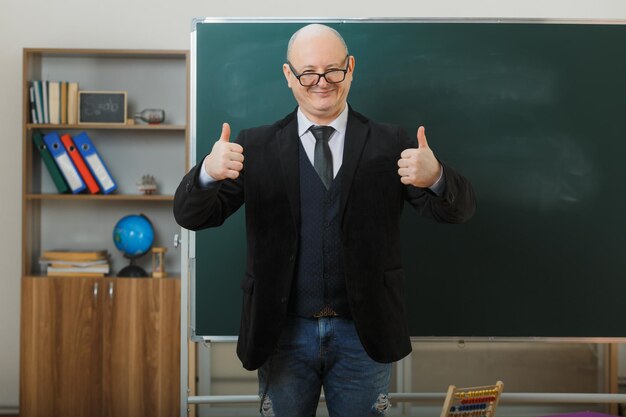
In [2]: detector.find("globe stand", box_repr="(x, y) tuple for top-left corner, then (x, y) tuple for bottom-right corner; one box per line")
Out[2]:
(117, 256), (148, 277)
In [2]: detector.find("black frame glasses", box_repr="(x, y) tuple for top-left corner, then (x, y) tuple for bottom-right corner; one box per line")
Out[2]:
(287, 55), (350, 87)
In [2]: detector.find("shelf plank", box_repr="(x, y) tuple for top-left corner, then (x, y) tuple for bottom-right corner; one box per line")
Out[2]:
(23, 274), (181, 280)
(24, 48), (188, 60)
(27, 123), (186, 131)
(26, 194), (174, 201)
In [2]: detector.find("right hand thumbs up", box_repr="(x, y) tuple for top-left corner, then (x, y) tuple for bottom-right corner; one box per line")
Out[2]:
(203, 123), (244, 180)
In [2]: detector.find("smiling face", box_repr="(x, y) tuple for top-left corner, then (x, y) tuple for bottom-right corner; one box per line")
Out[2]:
(283, 25), (355, 125)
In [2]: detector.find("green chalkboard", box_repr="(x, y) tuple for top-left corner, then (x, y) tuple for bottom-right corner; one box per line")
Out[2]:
(191, 19), (626, 339)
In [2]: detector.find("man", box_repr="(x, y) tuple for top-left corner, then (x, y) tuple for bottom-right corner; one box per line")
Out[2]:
(174, 23), (475, 417)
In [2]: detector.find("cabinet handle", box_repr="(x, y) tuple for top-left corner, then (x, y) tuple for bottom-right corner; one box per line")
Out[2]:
(93, 282), (99, 301)
(108, 281), (114, 300)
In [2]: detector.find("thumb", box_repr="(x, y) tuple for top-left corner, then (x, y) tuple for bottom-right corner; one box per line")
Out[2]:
(417, 126), (428, 148)
(219, 123), (231, 142)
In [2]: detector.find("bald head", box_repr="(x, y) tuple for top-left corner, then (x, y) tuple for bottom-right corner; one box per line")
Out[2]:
(286, 24), (349, 62)
(282, 23), (355, 125)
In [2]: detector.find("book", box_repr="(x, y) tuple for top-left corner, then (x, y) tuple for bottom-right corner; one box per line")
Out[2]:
(48, 81), (60, 124)
(60, 81), (68, 124)
(60, 134), (100, 194)
(42, 249), (108, 261)
(40, 259), (109, 268)
(41, 80), (49, 124)
(29, 85), (38, 124)
(33, 81), (44, 124)
(47, 271), (107, 277)
(67, 82), (78, 125)
(46, 264), (110, 274)
(32, 131), (70, 193)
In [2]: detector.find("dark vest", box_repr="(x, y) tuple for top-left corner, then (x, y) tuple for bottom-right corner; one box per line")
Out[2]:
(289, 143), (350, 318)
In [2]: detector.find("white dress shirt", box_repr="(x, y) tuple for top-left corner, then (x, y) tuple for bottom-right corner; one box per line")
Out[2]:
(297, 106), (347, 179)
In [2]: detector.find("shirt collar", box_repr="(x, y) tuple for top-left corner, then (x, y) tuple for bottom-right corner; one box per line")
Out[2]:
(297, 105), (349, 138)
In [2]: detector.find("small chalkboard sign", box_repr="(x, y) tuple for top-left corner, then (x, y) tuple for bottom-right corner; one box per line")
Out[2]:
(78, 91), (127, 124)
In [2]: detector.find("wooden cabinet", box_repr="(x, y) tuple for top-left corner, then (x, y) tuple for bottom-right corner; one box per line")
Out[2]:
(103, 278), (180, 417)
(20, 277), (103, 417)
(20, 277), (180, 417)
(20, 49), (188, 416)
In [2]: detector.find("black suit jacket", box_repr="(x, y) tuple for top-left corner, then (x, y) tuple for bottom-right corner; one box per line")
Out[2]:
(174, 107), (476, 370)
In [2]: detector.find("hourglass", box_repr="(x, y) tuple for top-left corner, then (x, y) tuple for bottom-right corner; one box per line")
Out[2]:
(151, 247), (167, 278)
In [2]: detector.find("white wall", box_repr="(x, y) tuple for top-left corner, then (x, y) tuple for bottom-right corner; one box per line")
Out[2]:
(1, 0), (626, 409)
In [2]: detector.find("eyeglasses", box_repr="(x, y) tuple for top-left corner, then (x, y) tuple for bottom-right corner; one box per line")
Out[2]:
(287, 56), (350, 87)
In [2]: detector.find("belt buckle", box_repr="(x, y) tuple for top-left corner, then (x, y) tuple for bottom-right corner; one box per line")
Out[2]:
(313, 306), (338, 318)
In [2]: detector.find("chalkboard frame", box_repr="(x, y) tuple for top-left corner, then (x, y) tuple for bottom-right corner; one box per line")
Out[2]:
(186, 17), (626, 343)
(78, 90), (127, 124)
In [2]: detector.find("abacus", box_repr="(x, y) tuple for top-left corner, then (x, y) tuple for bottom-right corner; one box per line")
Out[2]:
(440, 381), (504, 417)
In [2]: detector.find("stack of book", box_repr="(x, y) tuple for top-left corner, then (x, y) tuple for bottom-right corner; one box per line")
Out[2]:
(33, 130), (117, 194)
(40, 250), (111, 277)
(29, 80), (79, 125)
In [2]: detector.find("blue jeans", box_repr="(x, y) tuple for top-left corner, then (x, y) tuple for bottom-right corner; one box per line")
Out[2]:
(258, 316), (392, 417)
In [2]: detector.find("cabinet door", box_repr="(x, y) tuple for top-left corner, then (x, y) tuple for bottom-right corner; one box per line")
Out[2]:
(103, 278), (180, 417)
(20, 277), (104, 417)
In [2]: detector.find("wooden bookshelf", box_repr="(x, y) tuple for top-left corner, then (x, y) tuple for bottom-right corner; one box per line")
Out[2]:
(22, 48), (189, 275)
(20, 48), (188, 417)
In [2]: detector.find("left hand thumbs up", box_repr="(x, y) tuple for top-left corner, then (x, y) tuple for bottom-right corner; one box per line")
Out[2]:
(397, 126), (442, 187)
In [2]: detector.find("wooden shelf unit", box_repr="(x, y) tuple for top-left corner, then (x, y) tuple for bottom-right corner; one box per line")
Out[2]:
(20, 48), (189, 417)
(22, 47), (189, 276)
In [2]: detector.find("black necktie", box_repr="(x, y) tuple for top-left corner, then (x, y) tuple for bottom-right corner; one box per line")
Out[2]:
(309, 125), (334, 189)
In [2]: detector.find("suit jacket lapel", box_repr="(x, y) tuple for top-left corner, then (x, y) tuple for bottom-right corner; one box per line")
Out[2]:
(340, 110), (370, 221)
(276, 114), (301, 230)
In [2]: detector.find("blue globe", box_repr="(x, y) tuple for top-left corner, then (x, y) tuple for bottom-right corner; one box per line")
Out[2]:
(113, 214), (154, 258)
